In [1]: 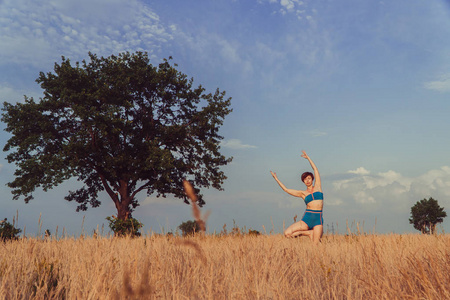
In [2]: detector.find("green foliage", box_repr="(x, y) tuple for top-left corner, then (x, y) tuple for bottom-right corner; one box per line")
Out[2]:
(248, 229), (261, 236)
(178, 220), (201, 236)
(2, 51), (233, 221)
(0, 218), (22, 241)
(409, 197), (447, 234)
(106, 215), (143, 237)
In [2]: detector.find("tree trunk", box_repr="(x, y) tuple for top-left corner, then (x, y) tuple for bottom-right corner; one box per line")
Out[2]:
(431, 223), (436, 235)
(116, 202), (131, 220)
(421, 223), (426, 234)
(99, 174), (133, 221)
(115, 179), (133, 221)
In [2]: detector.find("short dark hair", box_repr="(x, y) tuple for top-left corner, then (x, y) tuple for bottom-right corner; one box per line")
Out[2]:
(301, 172), (314, 182)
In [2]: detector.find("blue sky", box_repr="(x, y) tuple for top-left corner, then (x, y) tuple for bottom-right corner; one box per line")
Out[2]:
(1, 0), (450, 236)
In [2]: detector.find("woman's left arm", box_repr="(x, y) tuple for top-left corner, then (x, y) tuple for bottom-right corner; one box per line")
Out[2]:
(301, 151), (321, 190)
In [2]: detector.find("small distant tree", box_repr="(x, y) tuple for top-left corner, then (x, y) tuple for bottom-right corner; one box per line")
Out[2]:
(178, 220), (200, 236)
(0, 218), (22, 241)
(409, 197), (447, 234)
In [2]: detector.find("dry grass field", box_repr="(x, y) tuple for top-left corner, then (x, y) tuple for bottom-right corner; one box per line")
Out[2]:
(0, 233), (449, 299)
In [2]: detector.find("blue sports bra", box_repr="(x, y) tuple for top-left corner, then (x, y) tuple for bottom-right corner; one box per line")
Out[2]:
(304, 191), (323, 205)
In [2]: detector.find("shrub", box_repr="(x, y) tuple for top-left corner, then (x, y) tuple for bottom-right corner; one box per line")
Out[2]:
(106, 216), (143, 237)
(248, 229), (261, 236)
(0, 218), (21, 241)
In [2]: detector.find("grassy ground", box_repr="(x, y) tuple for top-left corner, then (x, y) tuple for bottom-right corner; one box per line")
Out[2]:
(1, 233), (449, 299)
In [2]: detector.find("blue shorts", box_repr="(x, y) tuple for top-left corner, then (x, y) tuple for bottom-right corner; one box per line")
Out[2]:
(301, 209), (323, 229)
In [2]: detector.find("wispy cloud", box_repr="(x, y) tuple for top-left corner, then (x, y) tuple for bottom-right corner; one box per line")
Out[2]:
(309, 129), (327, 137)
(0, 83), (44, 104)
(424, 74), (450, 92)
(0, 85), (21, 102)
(221, 139), (257, 150)
(348, 167), (370, 175)
(170, 28), (254, 78)
(0, 0), (173, 67)
(261, 0), (313, 21)
(142, 196), (179, 206)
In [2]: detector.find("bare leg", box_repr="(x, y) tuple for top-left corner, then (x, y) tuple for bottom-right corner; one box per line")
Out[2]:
(311, 225), (323, 244)
(284, 221), (310, 238)
(291, 229), (313, 240)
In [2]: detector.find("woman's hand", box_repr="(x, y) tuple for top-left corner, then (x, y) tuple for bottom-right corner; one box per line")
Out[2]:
(301, 150), (309, 160)
(270, 171), (277, 179)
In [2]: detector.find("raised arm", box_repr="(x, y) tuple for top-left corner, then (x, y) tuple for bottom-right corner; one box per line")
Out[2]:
(270, 171), (303, 197)
(301, 151), (321, 190)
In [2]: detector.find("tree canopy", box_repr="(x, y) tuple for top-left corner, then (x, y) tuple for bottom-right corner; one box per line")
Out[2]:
(178, 220), (201, 236)
(2, 51), (232, 220)
(409, 197), (447, 234)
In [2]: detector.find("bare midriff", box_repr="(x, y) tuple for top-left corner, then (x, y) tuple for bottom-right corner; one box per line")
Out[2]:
(306, 200), (323, 210)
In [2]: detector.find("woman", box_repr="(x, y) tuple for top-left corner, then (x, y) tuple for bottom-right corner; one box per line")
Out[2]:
(271, 151), (323, 244)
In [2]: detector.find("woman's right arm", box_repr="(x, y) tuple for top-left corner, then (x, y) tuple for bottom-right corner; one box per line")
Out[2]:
(301, 151), (321, 191)
(270, 171), (303, 197)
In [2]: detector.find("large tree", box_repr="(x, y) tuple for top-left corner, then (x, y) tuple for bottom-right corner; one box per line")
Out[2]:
(2, 52), (232, 220)
(409, 197), (447, 234)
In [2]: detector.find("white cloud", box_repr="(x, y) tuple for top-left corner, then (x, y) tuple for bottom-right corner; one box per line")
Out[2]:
(411, 166), (450, 197)
(262, 0), (309, 20)
(330, 166), (450, 209)
(354, 191), (375, 204)
(363, 170), (411, 189)
(280, 0), (295, 11)
(424, 74), (450, 92)
(348, 167), (370, 175)
(221, 139), (257, 150)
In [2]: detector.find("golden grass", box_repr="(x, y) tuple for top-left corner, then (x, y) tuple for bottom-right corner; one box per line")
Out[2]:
(0, 233), (449, 299)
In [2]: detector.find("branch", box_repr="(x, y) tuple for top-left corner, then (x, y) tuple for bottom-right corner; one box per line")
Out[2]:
(131, 182), (152, 199)
(98, 172), (119, 203)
